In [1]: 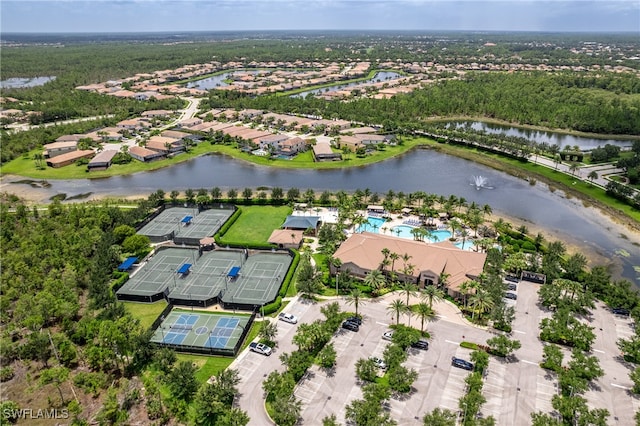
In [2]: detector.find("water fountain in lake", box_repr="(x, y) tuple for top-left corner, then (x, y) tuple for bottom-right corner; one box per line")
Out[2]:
(471, 175), (493, 190)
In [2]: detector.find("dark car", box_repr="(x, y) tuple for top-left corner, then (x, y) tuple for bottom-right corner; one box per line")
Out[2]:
(345, 316), (362, 325)
(411, 340), (429, 350)
(612, 308), (630, 316)
(505, 275), (520, 283)
(505, 292), (517, 300)
(507, 283), (517, 291)
(342, 320), (359, 332)
(451, 357), (474, 371)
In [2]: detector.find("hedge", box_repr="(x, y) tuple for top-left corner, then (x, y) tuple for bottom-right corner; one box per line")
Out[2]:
(110, 271), (130, 292)
(262, 296), (283, 316)
(215, 208), (242, 240)
(279, 251), (300, 297)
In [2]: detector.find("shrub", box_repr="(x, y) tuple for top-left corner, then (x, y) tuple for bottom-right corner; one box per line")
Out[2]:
(262, 297), (283, 316)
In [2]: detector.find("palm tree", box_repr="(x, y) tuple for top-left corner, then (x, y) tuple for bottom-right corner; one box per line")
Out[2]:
(569, 162), (579, 176)
(346, 289), (365, 317)
(414, 303), (435, 333)
(399, 281), (419, 306)
(482, 204), (493, 220)
(363, 270), (387, 296)
(587, 170), (598, 182)
(387, 298), (408, 325)
(469, 290), (495, 321)
(421, 285), (444, 309)
(389, 252), (400, 273)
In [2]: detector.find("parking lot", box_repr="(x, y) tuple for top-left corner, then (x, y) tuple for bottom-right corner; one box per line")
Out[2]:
(232, 280), (638, 426)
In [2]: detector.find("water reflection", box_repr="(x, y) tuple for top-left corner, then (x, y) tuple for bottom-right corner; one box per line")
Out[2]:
(448, 121), (632, 150)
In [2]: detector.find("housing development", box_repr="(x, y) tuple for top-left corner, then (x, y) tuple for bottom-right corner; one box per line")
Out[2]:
(1, 28), (640, 426)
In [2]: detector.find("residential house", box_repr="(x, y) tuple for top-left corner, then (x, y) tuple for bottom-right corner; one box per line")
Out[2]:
(355, 134), (387, 145)
(277, 137), (306, 157)
(129, 145), (165, 162)
(257, 133), (289, 151)
(87, 150), (118, 171)
(178, 117), (203, 128)
(141, 110), (173, 118)
(335, 135), (362, 151)
(146, 136), (184, 153)
(43, 141), (77, 158)
(46, 150), (94, 168)
(311, 143), (342, 162)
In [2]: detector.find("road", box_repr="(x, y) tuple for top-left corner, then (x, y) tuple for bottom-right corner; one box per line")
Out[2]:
(231, 284), (637, 425)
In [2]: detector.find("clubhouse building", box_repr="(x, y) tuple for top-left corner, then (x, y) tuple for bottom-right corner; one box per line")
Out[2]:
(331, 232), (487, 298)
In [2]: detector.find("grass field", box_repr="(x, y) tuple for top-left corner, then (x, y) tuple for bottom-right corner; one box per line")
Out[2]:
(219, 205), (291, 244)
(123, 300), (168, 330)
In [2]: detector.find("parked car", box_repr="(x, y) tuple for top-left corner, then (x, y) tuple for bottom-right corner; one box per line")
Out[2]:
(507, 283), (517, 291)
(451, 357), (474, 371)
(505, 292), (518, 300)
(345, 316), (362, 325)
(342, 321), (359, 332)
(249, 342), (272, 356)
(505, 275), (520, 283)
(411, 339), (429, 350)
(278, 312), (298, 324)
(612, 307), (630, 316)
(382, 331), (394, 341)
(370, 356), (387, 370)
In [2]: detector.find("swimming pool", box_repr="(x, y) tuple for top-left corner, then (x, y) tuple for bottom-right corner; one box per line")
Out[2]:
(427, 230), (452, 243)
(356, 216), (387, 233)
(455, 240), (476, 250)
(389, 225), (415, 239)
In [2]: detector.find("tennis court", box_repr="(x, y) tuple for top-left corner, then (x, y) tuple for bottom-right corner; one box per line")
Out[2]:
(220, 252), (292, 307)
(137, 207), (198, 239)
(116, 247), (200, 302)
(168, 250), (244, 305)
(174, 208), (234, 242)
(150, 309), (252, 354)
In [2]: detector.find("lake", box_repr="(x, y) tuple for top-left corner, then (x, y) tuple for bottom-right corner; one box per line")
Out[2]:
(10, 148), (639, 283)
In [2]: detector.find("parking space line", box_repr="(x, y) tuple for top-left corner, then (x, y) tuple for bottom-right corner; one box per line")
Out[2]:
(513, 330), (526, 334)
(445, 339), (460, 345)
(593, 349), (605, 354)
(521, 359), (537, 365)
(611, 383), (630, 390)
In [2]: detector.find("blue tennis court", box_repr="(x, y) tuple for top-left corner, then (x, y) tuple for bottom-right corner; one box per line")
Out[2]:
(150, 309), (252, 354)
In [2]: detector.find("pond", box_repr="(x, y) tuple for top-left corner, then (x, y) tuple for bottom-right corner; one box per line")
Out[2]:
(291, 71), (402, 98)
(447, 121), (633, 151)
(0, 76), (56, 89)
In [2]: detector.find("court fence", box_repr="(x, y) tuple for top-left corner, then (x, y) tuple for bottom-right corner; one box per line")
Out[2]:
(150, 309), (257, 357)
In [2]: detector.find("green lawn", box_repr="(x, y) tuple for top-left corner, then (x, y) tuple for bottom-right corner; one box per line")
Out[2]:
(1, 138), (426, 179)
(219, 205), (291, 244)
(175, 354), (234, 383)
(123, 300), (167, 330)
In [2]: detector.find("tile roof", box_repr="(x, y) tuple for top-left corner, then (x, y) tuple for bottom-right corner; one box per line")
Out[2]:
(333, 232), (486, 291)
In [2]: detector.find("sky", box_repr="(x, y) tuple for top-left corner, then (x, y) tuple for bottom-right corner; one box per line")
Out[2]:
(1, 0), (638, 33)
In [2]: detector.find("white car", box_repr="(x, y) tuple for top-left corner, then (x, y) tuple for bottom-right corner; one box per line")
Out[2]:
(370, 356), (387, 370)
(278, 312), (298, 324)
(382, 331), (394, 341)
(249, 342), (272, 356)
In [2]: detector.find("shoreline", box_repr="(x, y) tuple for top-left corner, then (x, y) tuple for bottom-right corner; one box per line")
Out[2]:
(4, 181), (638, 279)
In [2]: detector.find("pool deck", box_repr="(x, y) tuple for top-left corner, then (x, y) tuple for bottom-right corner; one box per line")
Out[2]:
(354, 210), (476, 249)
